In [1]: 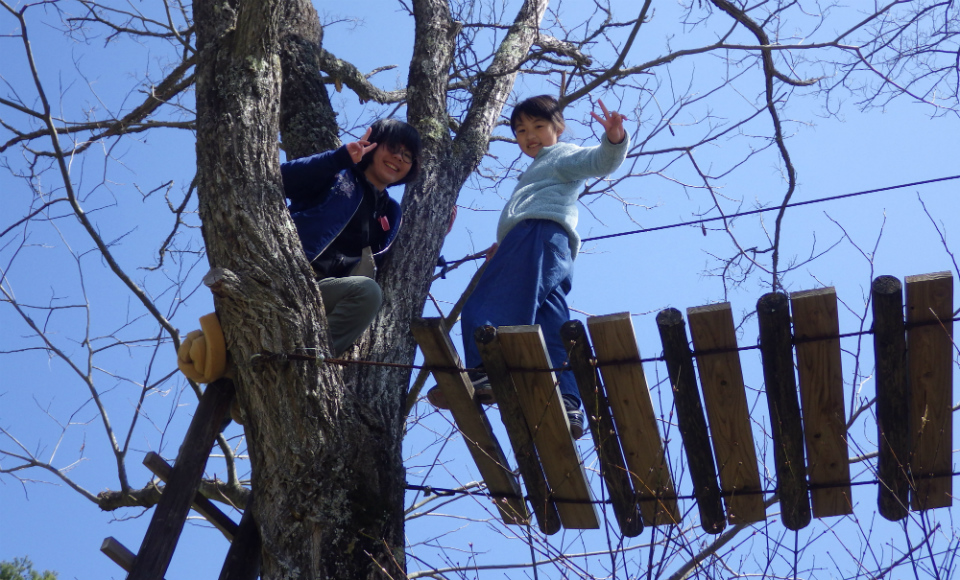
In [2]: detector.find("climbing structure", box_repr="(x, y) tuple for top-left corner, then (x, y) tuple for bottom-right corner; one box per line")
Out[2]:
(100, 379), (260, 580)
(100, 271), (954, 578)
(415, 271), (955, 536)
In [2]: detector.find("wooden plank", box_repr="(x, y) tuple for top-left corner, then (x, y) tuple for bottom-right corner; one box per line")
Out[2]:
(790, 287), (852, 519)
(219, 496), (260, 580)
(129, 378), (235, 580)
(101, 537), (136, 572)
(143, 451), (239, 541)
(587, 313), (680, 527)
(757, 292), (811, 531)
(561, 320), (644, 537)
(475, 325), (562, 535)
(906, 272), (954, 510)
(497, 325), (600, 529)
(872, 275), (910, 521)
(656, 308), (726, 534)
(687, 303), (766, 525)
(411, 318), (529, 525)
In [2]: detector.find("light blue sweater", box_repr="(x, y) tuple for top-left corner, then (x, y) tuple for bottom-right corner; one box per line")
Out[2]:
(496, 134), (630, 258)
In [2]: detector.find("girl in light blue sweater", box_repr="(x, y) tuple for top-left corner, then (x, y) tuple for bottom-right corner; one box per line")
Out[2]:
(430, 95), (629, 439)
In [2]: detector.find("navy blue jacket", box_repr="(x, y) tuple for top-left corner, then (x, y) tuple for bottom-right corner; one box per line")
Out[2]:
(280, 146), (403, 275)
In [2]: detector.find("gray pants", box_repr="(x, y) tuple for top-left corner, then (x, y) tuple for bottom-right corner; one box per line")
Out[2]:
(316, 276), (383, 356)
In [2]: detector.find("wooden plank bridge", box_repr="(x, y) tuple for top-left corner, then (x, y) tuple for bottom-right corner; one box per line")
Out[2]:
(101, 271), (954, 577)
(416, 272), (955, 536)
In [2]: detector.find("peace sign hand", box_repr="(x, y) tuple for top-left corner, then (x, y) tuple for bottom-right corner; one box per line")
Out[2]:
(346, 126), (378, 164)
(589, 99), (627, 145)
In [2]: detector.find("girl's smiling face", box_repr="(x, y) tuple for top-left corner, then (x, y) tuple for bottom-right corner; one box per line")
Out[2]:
(364, 143), (412, 191)
(513, 114), (561, 158)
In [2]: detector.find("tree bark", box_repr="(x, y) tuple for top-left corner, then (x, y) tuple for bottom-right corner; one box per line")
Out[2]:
(194, 0), (552, 577)
(279, 0), (340, 159)
(193, 0), (405, 577)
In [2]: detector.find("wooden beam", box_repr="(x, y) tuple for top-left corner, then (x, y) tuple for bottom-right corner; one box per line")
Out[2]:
(101, 537), (137, 573)
(906, 272), (954, 510)
(687, 303), (766, 525)
(411, 318), (529, 525)
(790, 288), (852, 519)
(587, 313), (680, 527)
(872, 275), (910, 521)
(561, 320), (643, 537)
(143, 452), (239, 541)
(497, 325), (600, 529)
(475, 326), (562, 535)
(219, 496), (260, 580)
(656, 308), (726, 534)
(757, 292), (811, 531)
(129, 378), (235, 580)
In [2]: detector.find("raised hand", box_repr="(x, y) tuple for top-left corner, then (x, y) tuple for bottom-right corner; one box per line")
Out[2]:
(589, 99), (627, 145)
(346, 126), (378, 163)
(484, 242), (498, 262)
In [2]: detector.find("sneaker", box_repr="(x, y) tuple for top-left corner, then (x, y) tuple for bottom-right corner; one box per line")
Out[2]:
(563, 394), (585, 440)
(427, 371), (495, 409)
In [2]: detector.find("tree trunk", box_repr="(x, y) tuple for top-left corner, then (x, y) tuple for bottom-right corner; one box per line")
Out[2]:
(193, 0), (405, 577)
(194, 0), (551, 577)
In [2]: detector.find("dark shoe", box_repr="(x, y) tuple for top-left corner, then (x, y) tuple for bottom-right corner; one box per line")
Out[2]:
(427, 371), (495, 409)
(563, 394), (585, 440)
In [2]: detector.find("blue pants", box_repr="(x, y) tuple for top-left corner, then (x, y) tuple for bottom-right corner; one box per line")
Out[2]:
(461, 219), (579, 403)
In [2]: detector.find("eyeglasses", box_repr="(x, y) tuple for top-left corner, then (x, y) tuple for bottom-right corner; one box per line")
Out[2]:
(386, 144), (414, 165)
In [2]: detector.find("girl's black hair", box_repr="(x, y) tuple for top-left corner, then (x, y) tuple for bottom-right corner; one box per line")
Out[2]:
(356, 119), (422, 186)
(510, 95), (565, 135)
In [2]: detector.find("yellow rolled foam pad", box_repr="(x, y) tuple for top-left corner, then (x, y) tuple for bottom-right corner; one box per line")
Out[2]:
(177, 313), (228, 383)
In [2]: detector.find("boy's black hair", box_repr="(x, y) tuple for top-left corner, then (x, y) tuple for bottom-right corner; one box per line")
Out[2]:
(356, 119), (422, 186)
(510, 95), (565, 135)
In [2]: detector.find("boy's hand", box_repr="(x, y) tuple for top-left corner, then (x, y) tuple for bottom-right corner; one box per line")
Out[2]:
(590, 99), (627, 145)
(346, 126), (378, 164)
(484, 242), (498, 263)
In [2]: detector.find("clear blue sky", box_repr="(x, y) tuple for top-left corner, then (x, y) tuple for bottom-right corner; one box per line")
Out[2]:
(2, 1), (958, 579)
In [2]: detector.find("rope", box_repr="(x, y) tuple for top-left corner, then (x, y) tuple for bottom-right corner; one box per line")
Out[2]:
(249, 316), (959, 374)
(432, 175), (960, 272)
(579, 174), (960, 244)
(406, 469), (960, 505)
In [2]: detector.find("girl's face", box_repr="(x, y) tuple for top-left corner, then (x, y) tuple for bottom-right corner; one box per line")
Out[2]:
(364, 142), (413, 191)
(513, 114), (561, 158)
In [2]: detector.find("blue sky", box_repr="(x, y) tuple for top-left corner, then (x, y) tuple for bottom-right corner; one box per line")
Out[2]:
(2, 1), (959, 578)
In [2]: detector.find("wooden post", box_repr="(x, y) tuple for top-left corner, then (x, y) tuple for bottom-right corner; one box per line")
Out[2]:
(872, 275), (910, 521)
(497, 325), (600, 529)
(905, 272), (954, 510)
(411, 318), (529, 525)
(143, 452), (240, 541)
(219, 496), (260, 580)
(790, 288), (852, 518)
(101, 537), (137, 573)
(587, 313), (680, 527)
(757, 292), (811, 531)
(687, 303), (766, 525)
(475, 325), (562, 535)
(656, 308), (726, 534)
(561, 320), (643, 537)
(129, 378), (235, 580)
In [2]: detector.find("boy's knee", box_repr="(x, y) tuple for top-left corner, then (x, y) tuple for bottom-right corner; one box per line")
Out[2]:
(352, 277), (383, 311)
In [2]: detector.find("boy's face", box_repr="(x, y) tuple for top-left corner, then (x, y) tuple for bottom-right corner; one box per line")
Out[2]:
(513, 114), (561, 158)
(364, 142), (413, 191)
